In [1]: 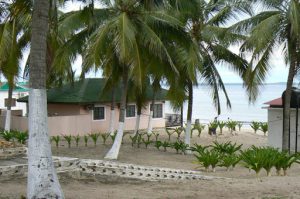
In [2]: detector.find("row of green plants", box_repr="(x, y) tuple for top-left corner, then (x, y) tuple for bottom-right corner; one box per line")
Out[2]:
(0, 130), (28, 144)
(193, 141), (299, 176)
(250, 122), (268, 135)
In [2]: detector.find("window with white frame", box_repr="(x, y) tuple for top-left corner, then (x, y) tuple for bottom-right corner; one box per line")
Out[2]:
(126, 105), (136, 117)
(151, 104), (163, 118)
(93, 106), (105, 120)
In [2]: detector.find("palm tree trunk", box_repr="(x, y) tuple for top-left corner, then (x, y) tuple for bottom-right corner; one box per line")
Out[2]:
(283, 50), (297, 151)
(185, 82), (193, 153)
(147, 94), (155, 135)
(105, 68), (128, 160)
(134, 106), (141, 136)
(109, 89), (115, 135)
(4, 81), (13, 131)
(27, 0), (64, 198)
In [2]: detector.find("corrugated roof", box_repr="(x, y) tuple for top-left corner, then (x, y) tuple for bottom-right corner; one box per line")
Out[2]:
(264, 97), (282, 106)
(0, 83), (28, 92)
(18, 78), (168, 104)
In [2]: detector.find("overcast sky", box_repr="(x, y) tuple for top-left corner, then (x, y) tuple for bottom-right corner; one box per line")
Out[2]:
(19, 1), (289, 84)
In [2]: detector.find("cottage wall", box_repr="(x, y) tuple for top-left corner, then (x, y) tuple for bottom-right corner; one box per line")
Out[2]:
(48, 104), (89, 116)
(268, 108), (300, 152)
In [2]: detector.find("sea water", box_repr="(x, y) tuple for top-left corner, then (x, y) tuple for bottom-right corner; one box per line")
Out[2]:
(165, 83), (289, 123)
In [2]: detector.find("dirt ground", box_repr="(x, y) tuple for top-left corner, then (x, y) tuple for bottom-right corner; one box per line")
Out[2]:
(1, 129), (300, 199)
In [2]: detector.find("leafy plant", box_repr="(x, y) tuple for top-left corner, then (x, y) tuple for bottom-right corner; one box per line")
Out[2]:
(212, 141), (242, 155)
(51, 136), (60, 148)
(63, 135), (72, 148)
(240, 146), (264, 176)
(194, 149), (220, 172)
(162, 141), (170, 152)
(165, 128), (174, 141)
(237, 122), (243, 131)
(219, 154), (241, 171)
(174, 127), (184, 139)
(110, 132), (117, 142)
(89, 133), (100, 146)
(14, 131), (28, 144)
(100, 133), (110, 145)
(218, 121), (226, 135)
(83, 135), (89, 147)
(145, 133), (152, 142)
(172, 141), (185, 154)
(73, 135), (80, 147)
(190, 144), (210, 153)
(260, 122), (268, 136)
(154, 140), (162, 150)
(250, 121), (260, 134)
(208, 121), (218, 135)
(136, 134), (143, 148)
(192, 123), (206, 137)
(142, 138), (152, 148)
(1, 131), (14, 142)
(274, 151), (300, 176)
(129, 135), (137, 147)
(153, 132), (160, 141)
(226, 121), (238, 135)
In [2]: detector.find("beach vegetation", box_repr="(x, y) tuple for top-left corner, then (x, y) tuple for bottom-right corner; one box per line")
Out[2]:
(63, 135), (72, 148)
(51, 136), (60, 148)
(250, 121), (260, 134)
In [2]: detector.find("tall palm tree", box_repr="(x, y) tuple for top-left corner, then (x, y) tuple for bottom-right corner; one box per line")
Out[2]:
(232, 0), (300, 151)
(27, 0), (64, 197)
(80, 0), (187, 160)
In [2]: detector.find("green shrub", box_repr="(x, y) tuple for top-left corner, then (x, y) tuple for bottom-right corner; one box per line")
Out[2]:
(142, 138), (152, 148)
(73, 135), (80, 147)
(208, 121), (218, 135)
(237, 122), (243, 131)
(14, 131), (28, 144)
(190, 144), (210, 153)
(218, 121), (226, 135)
(274, 151), (300, 176)
(219, 154), (241, 171)
(89, 133), (100, 146)
(226, 121), (238, 135)
(129, 135), (137, 147)
(63, 135), (72, 148)
(171, 140), (185, 154)
(165, 128), (174, 141)
(162, 141), (170, 152)
(174, 127), (184, 139)
(260, 122), (268, 136)
(83, 135), (89, 147)
(194, 149), (220, 172)
(51, 136), (60, 148)
(154, 140), (162, 150)
(100, 133), (110, 145)
(1, 131), (14, 142)
(250, 121), (260, 134)
(212, 141), (242, 155)
(192, 124), (205, 137)
(240, 147), (264, 176)
(153, 132), (160, 141)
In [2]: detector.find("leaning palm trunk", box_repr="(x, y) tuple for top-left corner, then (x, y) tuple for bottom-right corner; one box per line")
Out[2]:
(27, 0), (64, 198)
(4, 82), (13, 131)
(109, 89), (115, 135)
(147, 95), (155, 135)
(283, 48), (297, 151)
(105, 69), (128, 160)
(134, 107), (142, 136)
(185, 82), (193, 154)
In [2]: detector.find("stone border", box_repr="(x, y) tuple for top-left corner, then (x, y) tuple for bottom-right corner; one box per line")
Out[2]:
(0, 147), (27, 160)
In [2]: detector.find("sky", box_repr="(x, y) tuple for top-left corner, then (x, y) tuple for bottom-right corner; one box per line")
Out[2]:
(18, 1), (290, 84)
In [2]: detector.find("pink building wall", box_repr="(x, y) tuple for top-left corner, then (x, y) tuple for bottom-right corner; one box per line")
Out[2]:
(1, 101), (166, 136)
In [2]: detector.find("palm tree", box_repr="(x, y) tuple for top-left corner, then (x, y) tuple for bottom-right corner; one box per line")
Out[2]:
(80, 0), (185, 160)
(27, 0), (64, 197)
(233, 0), (300, 151)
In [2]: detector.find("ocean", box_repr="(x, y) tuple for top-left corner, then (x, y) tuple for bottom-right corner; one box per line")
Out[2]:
(165, 83), (289, 123)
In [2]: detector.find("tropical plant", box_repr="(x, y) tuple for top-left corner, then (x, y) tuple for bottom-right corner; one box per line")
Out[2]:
(0, 131), (14, 142)
(63, 135), (72, 148)
(142, 138), (152, 149)
(172, 140), (185, 154)
(192, 124), (205, 137)
(226, 121), (238, 135)
(110, 132), (117, 143)
(250, 121), (260, 134)
(274, 151), (300, 176)
(190, 144), (210, 154)
(232, 0), (300, 151)
(208, 121), (218, 136)
(51, 136), (60, 148)
(260, 122), (268, 136)
(129, 135), (137, 147)
(219, 154), (241, 171)
(153, 132), (160, 142)
(218, 121), (226, 135)
(100, 133), (110, 145)
(162, 141), (171, 152)
(14, 131), (28, 144)
(136, 134), (143, 148)
(145, 133), (152, 142)
(174, 127), (184, 139)
(154, 140), (162, 151)
(89, 133), (100, 147)
(194, 149), (221, 172)
(237, 122), (243, 131)
(73, 135), (80, 147)
(165, 128), (175, 141)
(83, 135), (89, 147)
(212, 141), (243, 155)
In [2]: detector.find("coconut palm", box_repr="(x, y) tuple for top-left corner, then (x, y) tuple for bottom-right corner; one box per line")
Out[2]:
(232, 0), (300, 150)
(27, 0), (64, 198)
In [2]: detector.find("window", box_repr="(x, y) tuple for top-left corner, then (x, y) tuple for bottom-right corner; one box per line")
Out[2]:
(126, 105), (136, 117)
(151, 104), (163, 118)
(93, 106), (105, 120)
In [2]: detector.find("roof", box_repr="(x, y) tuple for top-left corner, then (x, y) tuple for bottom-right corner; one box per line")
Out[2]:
(0, 83), (28, 92)
(18, 78), (168, 104)
(264, 97), (282, 106)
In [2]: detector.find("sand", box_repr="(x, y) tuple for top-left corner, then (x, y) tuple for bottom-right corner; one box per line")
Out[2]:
(1, 129), (300, 199)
